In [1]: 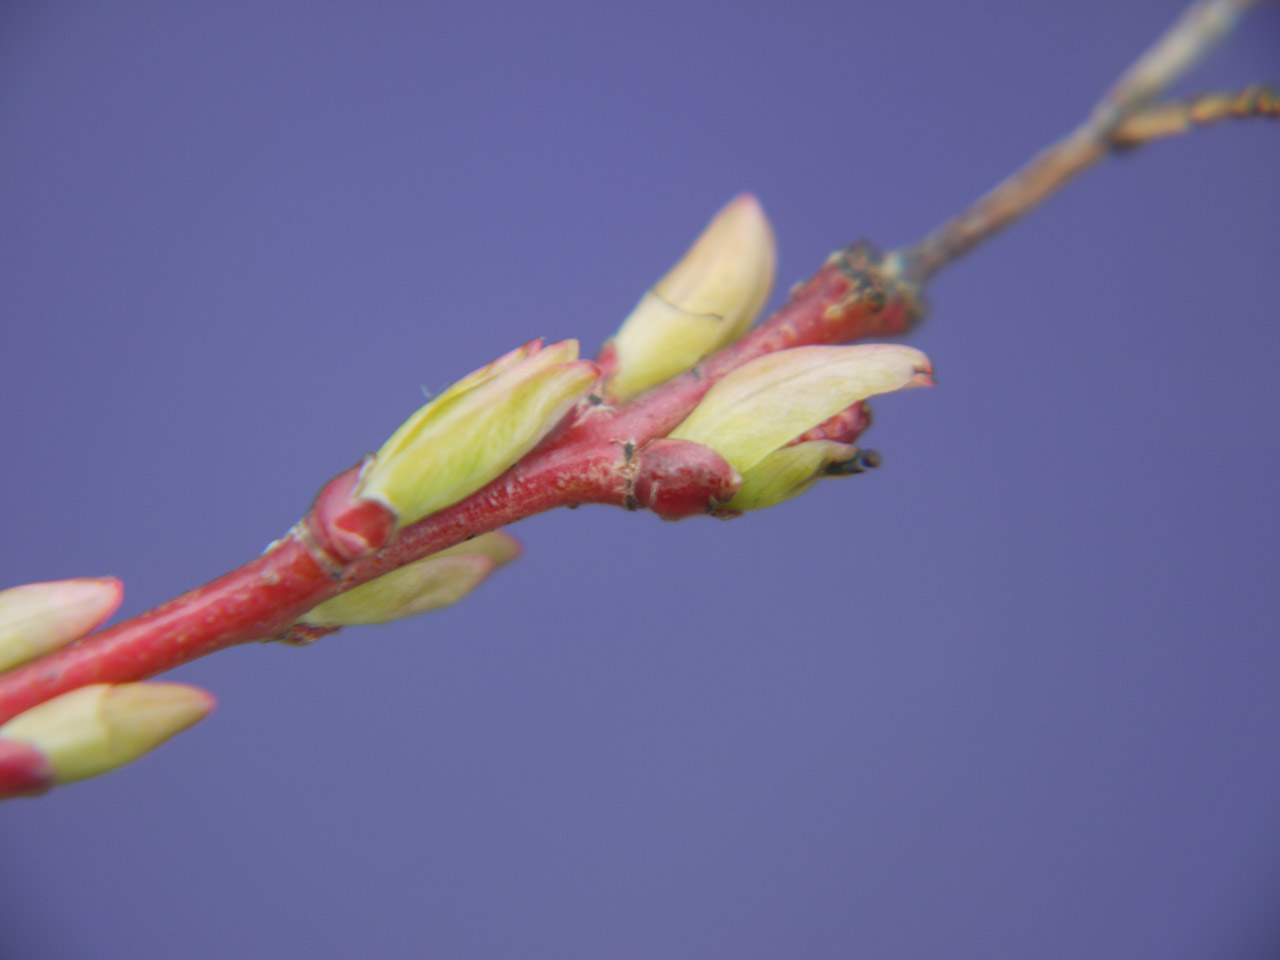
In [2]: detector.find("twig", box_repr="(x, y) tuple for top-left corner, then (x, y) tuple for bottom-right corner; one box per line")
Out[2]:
(895, 0), (1269, 284)
(1110, 84), (1279, 147)
(0, 248), (917, 726)
(0, 0), (1272, 793)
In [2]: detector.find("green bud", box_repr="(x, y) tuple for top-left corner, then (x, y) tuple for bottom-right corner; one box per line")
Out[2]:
(298, 531), (521, 627)
(608, 195), (775, 402)
(0, 683), (213, 785)
(726, 440), (860, 512)
(356, 341), (598, 527)
(0, 578), (123, 673)
(669, 344), (932, 476)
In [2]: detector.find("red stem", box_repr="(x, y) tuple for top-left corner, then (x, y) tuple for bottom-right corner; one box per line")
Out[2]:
(0, 244), (918, 725)
(0, 538), (332, 723)
(0, 739), (54, 797)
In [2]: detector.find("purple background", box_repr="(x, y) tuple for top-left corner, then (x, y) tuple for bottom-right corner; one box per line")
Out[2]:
(2, 2), (1278, 957)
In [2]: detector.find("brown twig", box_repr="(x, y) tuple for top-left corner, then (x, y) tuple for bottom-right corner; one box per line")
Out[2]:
(1110, 84), (1279, 147)
(895, 0), (1270, 284)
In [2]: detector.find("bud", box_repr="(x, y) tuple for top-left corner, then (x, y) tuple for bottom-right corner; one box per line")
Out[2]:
(628, 438), (741, 520)
(668, 344), (932, 509)
(297, 530), (522, 627)
(0, 578), (123, 673)
(0, 683), (214, 785)
(724, 441), (876, 513)
(356, 340), (599, 527)
(607, 194), (776, 402)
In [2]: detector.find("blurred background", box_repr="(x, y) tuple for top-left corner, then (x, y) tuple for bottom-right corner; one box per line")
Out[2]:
(2, 1), (1278, 957)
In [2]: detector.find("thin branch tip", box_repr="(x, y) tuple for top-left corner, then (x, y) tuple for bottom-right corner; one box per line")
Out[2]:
(895, 0), (1273, 285)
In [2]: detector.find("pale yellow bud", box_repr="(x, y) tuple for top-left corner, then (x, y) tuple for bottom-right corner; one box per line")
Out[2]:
(668, 344), (933, 475)
(298, 530), (522, 627)
(727, 440), (861, 512)
(0, 683), (213, 784)
(356, 341), (598, 527)
(608, 194), (776, 402)
(0, 578), (123, 673)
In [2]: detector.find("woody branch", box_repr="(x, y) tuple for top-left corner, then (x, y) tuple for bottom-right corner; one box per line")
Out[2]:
(0, 0), (1272, 798)
(0, 247), (920, 729)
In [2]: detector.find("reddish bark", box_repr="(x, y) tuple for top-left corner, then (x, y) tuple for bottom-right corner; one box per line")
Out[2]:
(0, 739), (54, 798)
(0, 245), (918, 726)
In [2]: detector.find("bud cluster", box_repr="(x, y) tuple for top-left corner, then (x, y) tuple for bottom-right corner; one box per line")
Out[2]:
(0, 579), (212, 798)
(0, 193), (934, 798)
(669, 344), (932, 513)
